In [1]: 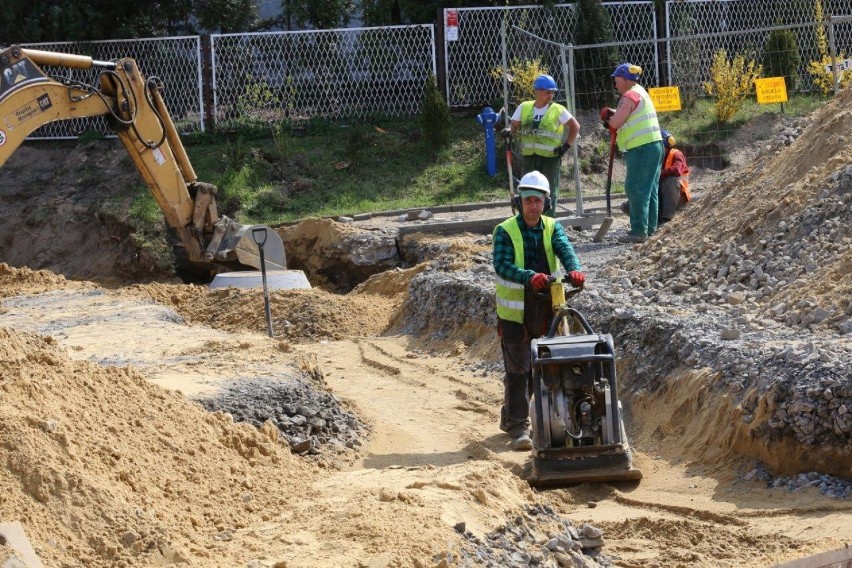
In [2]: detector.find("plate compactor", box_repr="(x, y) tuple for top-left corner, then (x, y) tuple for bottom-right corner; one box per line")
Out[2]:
(526, 281), (643, 487)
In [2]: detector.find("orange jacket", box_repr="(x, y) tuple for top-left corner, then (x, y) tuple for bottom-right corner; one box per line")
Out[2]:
(661, 148), (690, 202)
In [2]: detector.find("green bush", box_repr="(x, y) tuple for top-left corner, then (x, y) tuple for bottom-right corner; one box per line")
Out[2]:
(763, 28), (801, 91)
(704, 49), (763, 123)
(419, 70), (452, 154)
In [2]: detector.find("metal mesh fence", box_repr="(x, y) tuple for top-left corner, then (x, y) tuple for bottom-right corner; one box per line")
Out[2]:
(210, 25), (435, 129)
(20, 37), (203, 139)
(666, 0), (852, 93)
(444, 2), (657, 109)
(499, 13), (852, 206)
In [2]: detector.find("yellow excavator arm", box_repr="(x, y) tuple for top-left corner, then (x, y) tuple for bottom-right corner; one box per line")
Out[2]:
(0, 45), (286, 275)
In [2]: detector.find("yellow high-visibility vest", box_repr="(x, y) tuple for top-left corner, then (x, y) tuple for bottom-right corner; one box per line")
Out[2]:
(617, 84), (662, 152)
(519, 101), (566, 157)
(494, 216), (557, 323)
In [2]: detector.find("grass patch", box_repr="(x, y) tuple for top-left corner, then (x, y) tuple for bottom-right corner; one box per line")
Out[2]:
(184, 118), (508, 224)
(172, 95), (827, 225)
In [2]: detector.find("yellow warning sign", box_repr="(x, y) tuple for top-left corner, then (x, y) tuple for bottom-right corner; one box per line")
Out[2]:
(755, 77), (788, 104)
(648, 86), (682, 112)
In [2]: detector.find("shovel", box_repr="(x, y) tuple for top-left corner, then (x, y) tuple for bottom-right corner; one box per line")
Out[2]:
(593, 129), (617, 243)
(505, 130), (517, 214)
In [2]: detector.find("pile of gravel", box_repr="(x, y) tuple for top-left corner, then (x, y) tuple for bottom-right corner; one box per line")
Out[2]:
(627, 167), (851, 335)
(194, 376), (369, 459)
(435, 504), (613, 568)
(742, 465), (852, 499)
(359, 113), (852, 491)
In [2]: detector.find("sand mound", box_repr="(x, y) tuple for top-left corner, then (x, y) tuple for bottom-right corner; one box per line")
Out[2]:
(130, 282), (399, 341)
(0, 326), (317, 567)
(0, 263), (93, 299)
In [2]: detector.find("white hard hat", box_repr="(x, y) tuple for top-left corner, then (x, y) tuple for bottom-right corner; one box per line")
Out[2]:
(517, 171), (551, 197)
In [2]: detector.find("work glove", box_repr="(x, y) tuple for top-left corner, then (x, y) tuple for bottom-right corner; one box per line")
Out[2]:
(599, 107), (615, 130)
(554, 142), (571, 157)
(501, 127), (512, 141)
(567, 270), (585, 287)
(530, 273), (550, 290)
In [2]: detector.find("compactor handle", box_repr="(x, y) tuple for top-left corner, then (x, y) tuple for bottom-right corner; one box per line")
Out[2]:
(547, 276), (584, 300)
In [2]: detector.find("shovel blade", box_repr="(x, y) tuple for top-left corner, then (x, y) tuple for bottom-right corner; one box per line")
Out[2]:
(592, 216), (613, 243)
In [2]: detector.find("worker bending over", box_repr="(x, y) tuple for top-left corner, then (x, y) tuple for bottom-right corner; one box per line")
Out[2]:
(622, 129), (691, 224)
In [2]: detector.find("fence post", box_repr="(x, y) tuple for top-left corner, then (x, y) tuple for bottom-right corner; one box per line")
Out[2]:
(436, 8), (448, 106)
(560, 44), (583, 216)
(200, 35), (214, 131)
(828, 17), (839, 95)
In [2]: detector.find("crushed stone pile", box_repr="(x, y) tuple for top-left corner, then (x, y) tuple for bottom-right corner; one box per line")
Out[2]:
(449, 504), (613, 567)
(195, 374), (369, 461)
(396, 97), (852, 486)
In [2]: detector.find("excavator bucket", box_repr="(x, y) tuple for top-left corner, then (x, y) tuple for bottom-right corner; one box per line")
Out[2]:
(230, 224), (288, 271)
(206, 219), (312, 291)
(205, 217), (287, 271)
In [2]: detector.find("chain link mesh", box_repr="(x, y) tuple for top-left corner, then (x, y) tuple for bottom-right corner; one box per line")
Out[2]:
(667, 0), (852, 93)
(445, 2), (657, 109)
(210, 25), (435, 129)
(20, 37), (203, 139)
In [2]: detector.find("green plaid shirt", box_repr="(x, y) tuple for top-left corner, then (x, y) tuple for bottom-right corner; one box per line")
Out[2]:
(493, 215), (581, 284)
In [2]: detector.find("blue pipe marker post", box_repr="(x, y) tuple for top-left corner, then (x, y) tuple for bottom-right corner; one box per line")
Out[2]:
(251, 227), (275, 338)
(476, 106), (499, 177)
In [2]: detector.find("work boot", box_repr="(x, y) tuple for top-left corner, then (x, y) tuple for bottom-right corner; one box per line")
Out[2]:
(618, 233), (647, 244)
(510, 432), (533, 451)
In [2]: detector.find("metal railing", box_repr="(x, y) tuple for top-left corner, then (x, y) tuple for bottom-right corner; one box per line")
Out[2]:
(15, 4), (852, 141)
(443, 2), (657, 109)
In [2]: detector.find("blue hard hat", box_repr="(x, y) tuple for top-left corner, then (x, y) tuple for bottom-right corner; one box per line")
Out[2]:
(533, 74), (558, 91)
(611, 63), (642, 81)
(661, 129), (675, 147)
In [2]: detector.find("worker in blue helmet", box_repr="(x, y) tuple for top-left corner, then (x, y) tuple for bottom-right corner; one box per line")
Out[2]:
(600, 63), (663, 243)
(502, 73), (580, 217)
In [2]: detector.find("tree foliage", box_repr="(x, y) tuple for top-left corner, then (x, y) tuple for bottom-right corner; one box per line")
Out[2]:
(361, 0), (553, 27)
(0, 0), (259, 42)
(573, 0), (620, 110)
(419, 70), (451, 154)
(280, 0), (353, 30)
(763, 28), (800, 91)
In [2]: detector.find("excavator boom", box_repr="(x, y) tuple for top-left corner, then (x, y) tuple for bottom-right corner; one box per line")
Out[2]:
(0, 45), (286, 276)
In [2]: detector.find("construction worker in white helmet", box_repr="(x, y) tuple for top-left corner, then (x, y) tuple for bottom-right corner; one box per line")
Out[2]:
(492, 171), (585, 451)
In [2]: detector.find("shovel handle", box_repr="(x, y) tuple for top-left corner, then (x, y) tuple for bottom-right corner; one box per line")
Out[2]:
(605, 130), (617, 218)
(506, 134), (516, 215)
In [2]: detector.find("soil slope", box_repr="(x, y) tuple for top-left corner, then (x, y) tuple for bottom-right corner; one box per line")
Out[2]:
(0, 98), (850, 566)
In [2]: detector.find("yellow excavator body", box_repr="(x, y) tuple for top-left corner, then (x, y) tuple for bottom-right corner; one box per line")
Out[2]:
(0, 45), (288, 276)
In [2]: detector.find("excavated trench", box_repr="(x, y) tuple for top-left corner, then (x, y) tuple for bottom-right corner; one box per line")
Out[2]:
(1, 105), (851, 565)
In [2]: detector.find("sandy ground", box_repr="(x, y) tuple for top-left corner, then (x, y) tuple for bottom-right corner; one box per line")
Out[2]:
(0, 269), (849, 567)
(0, 93), (850, 567)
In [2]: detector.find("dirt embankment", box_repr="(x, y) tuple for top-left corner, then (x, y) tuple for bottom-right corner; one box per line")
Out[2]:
(0, 95), (850, 566)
